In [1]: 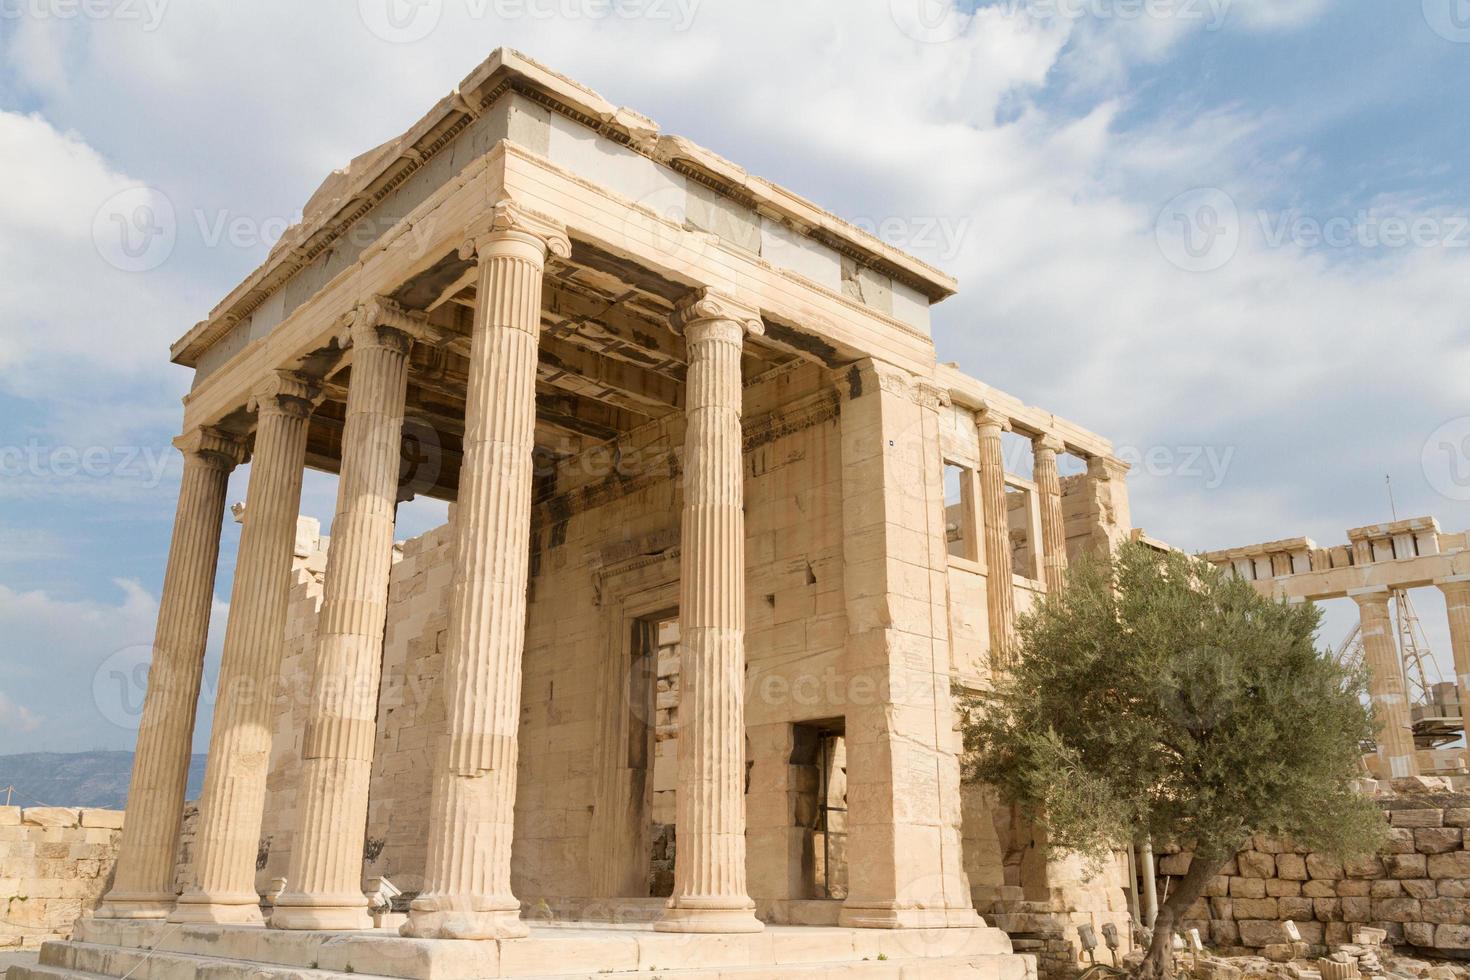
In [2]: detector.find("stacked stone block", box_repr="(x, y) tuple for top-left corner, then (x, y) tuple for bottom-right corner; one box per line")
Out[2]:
(0, 808), (125, 949)
(1158, 783), (1470, 957)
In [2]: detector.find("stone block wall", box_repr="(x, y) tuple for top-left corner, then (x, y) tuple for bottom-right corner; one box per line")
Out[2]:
(0, 807), (124, 950)
(962, 789), (1136, 980)
(1159, 783), (1470, 958)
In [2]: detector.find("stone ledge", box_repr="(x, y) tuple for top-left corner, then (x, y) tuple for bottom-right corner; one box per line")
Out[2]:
(54, 919), (1029, 980)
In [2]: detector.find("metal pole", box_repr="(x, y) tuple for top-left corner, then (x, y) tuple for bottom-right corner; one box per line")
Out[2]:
(1126, 842), (1141, 928)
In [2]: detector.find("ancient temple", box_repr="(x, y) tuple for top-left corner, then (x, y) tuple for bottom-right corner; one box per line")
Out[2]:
(23, 50), (1140, 980)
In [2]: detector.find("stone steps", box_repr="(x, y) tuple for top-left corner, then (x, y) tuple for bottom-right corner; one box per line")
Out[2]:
(10, 938), (1030, 980)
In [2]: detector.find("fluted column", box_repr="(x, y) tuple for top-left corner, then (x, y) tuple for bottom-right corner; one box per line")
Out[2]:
(1352, 589), (1419, 779)
(99, 428), (242, 918)
(171, 371), (314, 925)
(655, 288), (763, 935)
(1032, 432), (1068, 594)
(403, 202), (569, 941)
(271, 308), (413, 930)
(976, 408), (1016, 670)
(1437, 578), (1470, 725)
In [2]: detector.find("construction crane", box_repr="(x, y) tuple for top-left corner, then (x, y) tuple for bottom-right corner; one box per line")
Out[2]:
(1334, 590), (1464, 749)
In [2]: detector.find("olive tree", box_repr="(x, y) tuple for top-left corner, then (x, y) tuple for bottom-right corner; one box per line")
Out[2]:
(962, 542), (1386, 980)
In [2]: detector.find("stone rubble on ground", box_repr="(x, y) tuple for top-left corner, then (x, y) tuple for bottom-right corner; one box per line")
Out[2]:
(1176, 925), (1470, 980)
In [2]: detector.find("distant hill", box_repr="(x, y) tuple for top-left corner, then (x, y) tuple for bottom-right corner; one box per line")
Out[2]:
(0, 751), (206, 810)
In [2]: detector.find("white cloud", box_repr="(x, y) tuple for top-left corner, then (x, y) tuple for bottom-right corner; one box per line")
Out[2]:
(0, 0), (1466, 751)
(0, 110), (198, 397)
(0, 689), (44, 735)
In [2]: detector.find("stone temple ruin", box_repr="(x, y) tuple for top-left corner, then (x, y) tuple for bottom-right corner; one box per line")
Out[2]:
(12, 47), (1389, 980)
(1205, 517), (1469, 779)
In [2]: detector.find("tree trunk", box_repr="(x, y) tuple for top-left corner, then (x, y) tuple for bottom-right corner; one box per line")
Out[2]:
(1137, 847), (1232, 980)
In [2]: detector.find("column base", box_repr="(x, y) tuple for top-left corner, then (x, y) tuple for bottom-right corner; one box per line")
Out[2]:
(167, 890), (265, 926)
(95, 890), (176, 919)
(839, 902), (984, 930)
(401, 896), (528, 940)
(268, 892), (373, 931)
(655, 901), (764, 934)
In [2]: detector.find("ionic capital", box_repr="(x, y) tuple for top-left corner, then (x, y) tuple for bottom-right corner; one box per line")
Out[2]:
(340, 298), (447, 353)
(1033, 432), (1066, 456)
(458, 199), (571, 263)
(173, 426), (245, 472)
(248, 370), (317, 420)
(671, 287), (764, 343)
(974, 404), (1011, 435)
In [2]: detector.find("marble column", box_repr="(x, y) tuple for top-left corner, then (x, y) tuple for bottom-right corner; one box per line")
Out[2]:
(99, 428), (242, 918)
(1437, 578), (1470, 723)
(975, 408), (1016, 670)
(271, 307), (413, 930)
(403, 202), (569, 941)
(655, 288), (763, 935)
(171, 371), (314, 925)
(1032, 432), (1068, 594)
(1083, 455), (1132, 557)
(1352, 589), (1419, 779)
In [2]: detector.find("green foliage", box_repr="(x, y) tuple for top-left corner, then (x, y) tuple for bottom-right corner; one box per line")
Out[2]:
(962, 541), (1386, 866)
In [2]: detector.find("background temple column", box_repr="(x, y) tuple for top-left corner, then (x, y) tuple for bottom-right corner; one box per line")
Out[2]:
(271, 308), (412, 930)
(1032, 432), (1068, 594)
(655, 289), (763, 935)
(1437, 578), (1470, 722)
(838, 359), (981, 931)
(1351, 588), (1419, 779)
(403, 203), (568, 941)
(975, 408), (1016, 670)
(99, 428), (242, 919)
(171, 371), (314, 924)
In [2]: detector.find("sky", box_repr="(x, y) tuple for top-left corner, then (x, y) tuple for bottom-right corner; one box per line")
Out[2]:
(0, 0), (1466, 754)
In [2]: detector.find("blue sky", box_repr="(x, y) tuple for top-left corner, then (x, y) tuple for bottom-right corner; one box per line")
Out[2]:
(0, 0), (1467, 752)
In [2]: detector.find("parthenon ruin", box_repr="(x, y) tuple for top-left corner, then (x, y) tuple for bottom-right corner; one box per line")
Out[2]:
(22, 49), (1147, 980)
(1206, 517), (1470, 781)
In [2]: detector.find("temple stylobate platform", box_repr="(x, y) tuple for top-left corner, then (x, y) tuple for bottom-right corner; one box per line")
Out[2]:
(17, 48), (1144, 980)
(21, 918), (1029, 980)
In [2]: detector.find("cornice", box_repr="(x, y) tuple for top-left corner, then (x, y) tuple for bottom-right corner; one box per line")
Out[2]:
(173, 48), (955, 368)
